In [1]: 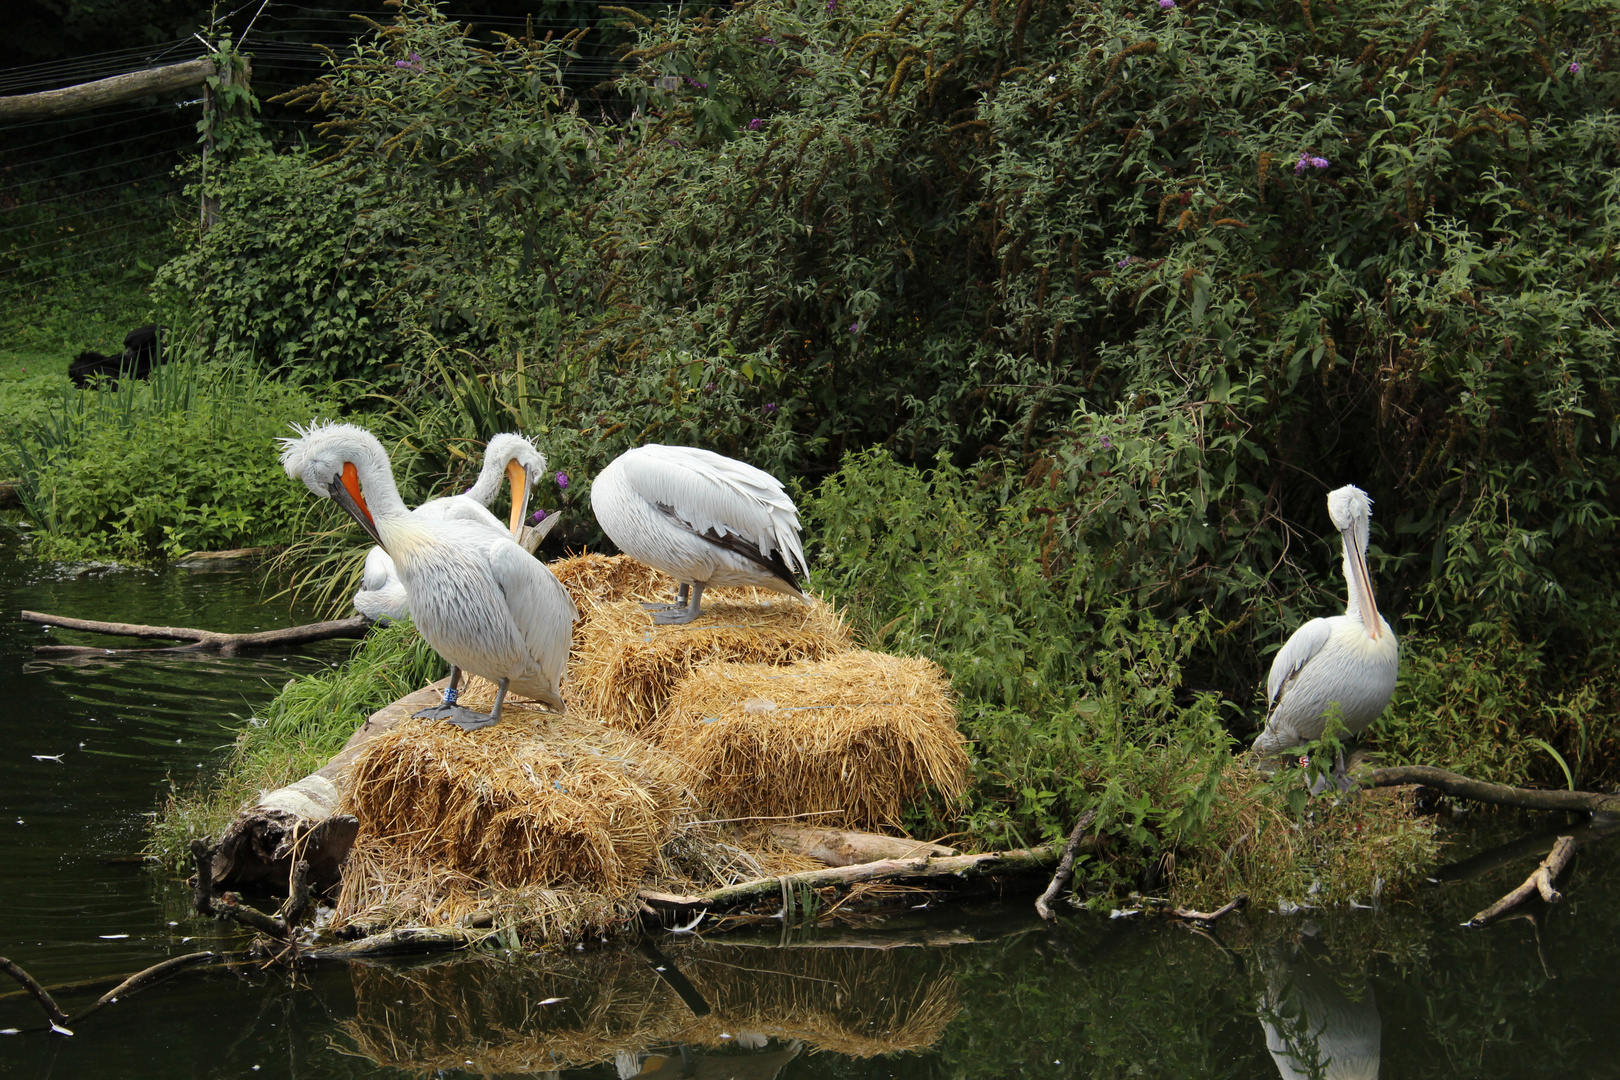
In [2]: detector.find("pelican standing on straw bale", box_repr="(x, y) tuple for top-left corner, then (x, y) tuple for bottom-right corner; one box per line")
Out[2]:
(280, 421), (576, 730)
(1253, 484), (1399, 788)
(353, 432), (548, 623)
(590, 445), (809, 625)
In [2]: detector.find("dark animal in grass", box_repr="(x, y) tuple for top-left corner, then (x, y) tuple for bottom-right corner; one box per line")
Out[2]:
(68, 324), (163, 388)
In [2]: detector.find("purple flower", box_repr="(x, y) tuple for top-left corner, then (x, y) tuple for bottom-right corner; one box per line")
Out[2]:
(762, 402), (778, 414)
(394, 52), (422, 70)
(1569, 61), (1581, 74)
(826, 0), (836, 11)
(745, 118), (765, 131)
(555, 471), (570, 491)
(1116, 256), (1136, 268)
(1295, 152), (1330, 175)
(848, 321), (860, 334)
(1158, 0), (1175, 8)
(754, 36), (777, 44)
(530, 508), (548, 524)
(704, 381), (716, 392)
(1100, 435), (1113, 449)
(684, 75), (708, 90)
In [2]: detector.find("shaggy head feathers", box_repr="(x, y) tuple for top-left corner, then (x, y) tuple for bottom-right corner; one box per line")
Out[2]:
(278, 420), (389, 498)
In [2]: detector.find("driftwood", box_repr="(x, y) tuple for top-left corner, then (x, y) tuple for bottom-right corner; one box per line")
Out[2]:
(1467, 836), (1578, 928)
(640, 844), (1076, 916)
(1035, 808), (1097, 920)
(1364, 765), (1620, 815)
(0, 951), (223, 1035)
(0, 58), (217, 121)
(1166, 894), (1249, 923)
(23, 609), (370, 658)
(766, 825), (958, 867)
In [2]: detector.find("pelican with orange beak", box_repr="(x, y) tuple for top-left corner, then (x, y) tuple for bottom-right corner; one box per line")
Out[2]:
(281, 422), (575, 730)
(1253, 485), (1400, 788)
(353, 433), (547, 622)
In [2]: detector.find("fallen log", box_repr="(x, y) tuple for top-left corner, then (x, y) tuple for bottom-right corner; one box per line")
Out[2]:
(0, 58), (216, 122)
(1363, 765), (1620, 815)
(640, 844), (1077, 915)
(766, 825), (958, 867)
(1467, 835), (1578, 928)
(23, 610), (370, 657)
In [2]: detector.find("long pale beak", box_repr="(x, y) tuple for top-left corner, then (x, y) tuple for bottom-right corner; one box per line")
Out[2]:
(1343, 526), (1382, 639)
(505, 459), (531, 539)
(329, 461), (384, 547)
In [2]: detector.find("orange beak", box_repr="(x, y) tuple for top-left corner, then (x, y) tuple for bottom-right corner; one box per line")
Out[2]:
(506, 458), (530, 539)
(329, 461), (383, 547)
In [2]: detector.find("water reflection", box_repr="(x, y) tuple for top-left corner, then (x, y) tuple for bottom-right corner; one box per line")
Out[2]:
(337, 940), (960, 1074)
(1259, 924), (1380, 1080)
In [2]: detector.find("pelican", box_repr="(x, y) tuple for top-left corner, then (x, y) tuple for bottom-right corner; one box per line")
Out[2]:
(352, 432), (548, 622)
(1253, 485), (1399, 787)
(590, 445), (808, 625)
(281, 422), (576, 730)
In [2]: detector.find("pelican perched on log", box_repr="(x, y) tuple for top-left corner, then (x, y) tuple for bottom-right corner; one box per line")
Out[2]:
(353, 432), (548, 623)
(590, 445), (808, 625)
(281, 422), (576, 730)
(1253, 485), (1399, 786)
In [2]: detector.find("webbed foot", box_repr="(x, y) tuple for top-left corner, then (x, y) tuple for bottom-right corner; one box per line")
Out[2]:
(651, 606), (704, 625)
(413, 704), (500, 730)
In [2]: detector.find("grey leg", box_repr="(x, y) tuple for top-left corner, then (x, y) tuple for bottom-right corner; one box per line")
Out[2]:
(412, 665), (466, 721)
(652, 581), (706, 625)
(642, 583), (690, 612)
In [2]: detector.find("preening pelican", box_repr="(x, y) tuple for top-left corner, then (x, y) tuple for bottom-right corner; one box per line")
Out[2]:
(1253, 485), (1399, 785)
(1259, 937), (1381, 1080)
(281, 422), (576, 730)
(590, 445), (808, 624)
(352, 432), (548, 623)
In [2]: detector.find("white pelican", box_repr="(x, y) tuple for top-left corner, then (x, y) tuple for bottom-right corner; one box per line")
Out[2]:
(281, 422), (576, 729)
(353, 432), (548, 622)
(590, 445), (808, 624)
(1253, 485), (1399, 786)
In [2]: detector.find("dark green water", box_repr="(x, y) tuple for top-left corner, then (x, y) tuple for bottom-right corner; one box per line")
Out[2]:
(1, 545), (1618, 1078)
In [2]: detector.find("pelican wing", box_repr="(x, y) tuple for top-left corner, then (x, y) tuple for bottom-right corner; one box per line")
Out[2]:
(483, 537), (578, 681)
(624, 446), (808, 575)
(361, 546), (397, 592)
(1266, 617), (1334, 709)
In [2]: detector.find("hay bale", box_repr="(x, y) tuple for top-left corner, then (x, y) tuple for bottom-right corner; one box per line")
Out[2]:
(659, 651), (969, 831)
(571, 595), (853, 735)
(334, 710), (696, 929)
(549, 552), (678, 613)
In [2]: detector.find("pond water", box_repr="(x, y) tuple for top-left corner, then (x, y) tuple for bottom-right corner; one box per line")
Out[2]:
(1, 541), (1618, 1078)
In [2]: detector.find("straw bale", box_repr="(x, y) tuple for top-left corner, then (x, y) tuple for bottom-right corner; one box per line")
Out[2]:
(659, 652), (970, 831)
(549, 551), (678, 613)
(334, 710), (698, 929)
(571, 595), (853, 735)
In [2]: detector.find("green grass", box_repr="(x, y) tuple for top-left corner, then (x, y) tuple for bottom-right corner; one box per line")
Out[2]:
(149, 620), (442, 871)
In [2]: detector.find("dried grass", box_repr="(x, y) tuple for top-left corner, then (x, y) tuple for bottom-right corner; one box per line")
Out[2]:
(337, 943), (961, 1074)
(570, 594), (853, 735)
(334, 710), (698, 929)
(549, 551), (679, 612)
(658, 652), (970, 831)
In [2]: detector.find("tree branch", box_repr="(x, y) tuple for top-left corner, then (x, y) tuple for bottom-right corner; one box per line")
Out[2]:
(0, 956), (72, 1032)
(1467, 835), (1578, 928)
(1363, 765), (1620, 815)
(0, 59), (217, 121)
(23, 610), (370, 657)
(1035, 808), (1097, 920)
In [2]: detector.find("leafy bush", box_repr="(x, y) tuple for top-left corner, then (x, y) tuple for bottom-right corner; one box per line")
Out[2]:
(4, 353), (334, 560)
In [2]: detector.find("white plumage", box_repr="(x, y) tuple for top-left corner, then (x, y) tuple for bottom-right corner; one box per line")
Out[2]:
(353, 432), (548, 622)
(590, 445), (809, 624)
(281, 421), (576, 729)
(1253, 485), (1400, 772)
